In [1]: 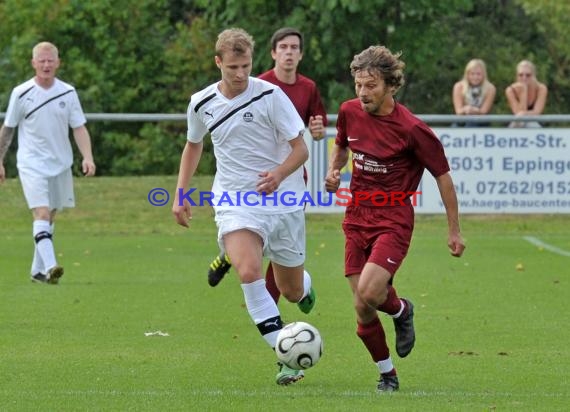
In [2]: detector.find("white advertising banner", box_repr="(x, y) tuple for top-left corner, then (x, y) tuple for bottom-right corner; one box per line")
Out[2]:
(304, 127), (570, 214)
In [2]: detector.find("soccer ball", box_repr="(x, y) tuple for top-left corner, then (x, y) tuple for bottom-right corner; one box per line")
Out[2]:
(275, 321), (323, 370)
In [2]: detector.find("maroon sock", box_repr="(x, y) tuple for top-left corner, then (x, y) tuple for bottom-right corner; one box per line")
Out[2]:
(377, 285), (402, 316)
(265, 263), (280, 304)
(356, 317), (390, 362)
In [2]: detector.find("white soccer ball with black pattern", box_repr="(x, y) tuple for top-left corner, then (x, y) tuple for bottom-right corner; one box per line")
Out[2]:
(275, 321), (323, 370)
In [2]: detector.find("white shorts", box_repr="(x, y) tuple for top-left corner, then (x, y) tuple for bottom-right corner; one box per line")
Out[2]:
(215, 209), (306, 267)
(19, 168), (75, 211)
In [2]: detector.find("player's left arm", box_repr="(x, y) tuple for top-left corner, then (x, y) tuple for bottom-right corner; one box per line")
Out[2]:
(308, 87), (328, 140)
(72, 125), (96, 176)
(308, 115), (325, 140)
(257, 133), (308, 194)
(435, 172), (466, 257)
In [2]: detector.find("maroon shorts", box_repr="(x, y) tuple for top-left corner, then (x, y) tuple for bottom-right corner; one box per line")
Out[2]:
(342, 205), (414, 277)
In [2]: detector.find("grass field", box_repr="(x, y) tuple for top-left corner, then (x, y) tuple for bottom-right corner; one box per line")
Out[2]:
(1, 175), (569, 411)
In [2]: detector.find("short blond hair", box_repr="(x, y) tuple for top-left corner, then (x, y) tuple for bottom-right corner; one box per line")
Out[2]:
(32, 42), (59, 60)
(215, 28), (254, 60)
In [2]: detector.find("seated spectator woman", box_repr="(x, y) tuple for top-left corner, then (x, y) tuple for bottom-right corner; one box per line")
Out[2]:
(452, 59), (496, 126)
(505, 60), (548, 128)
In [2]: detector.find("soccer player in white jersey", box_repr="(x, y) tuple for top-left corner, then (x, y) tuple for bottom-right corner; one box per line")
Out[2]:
(0, 42), (96, 284)
(172, 28), (316, 385)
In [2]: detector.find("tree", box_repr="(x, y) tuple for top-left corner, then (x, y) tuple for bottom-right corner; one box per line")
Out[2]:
(516, 0), (570, 112)
(1, 0), (566, 176)
(0, 0), (215, 176)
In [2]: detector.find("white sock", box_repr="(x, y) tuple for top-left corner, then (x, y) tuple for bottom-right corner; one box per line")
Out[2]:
(377, 357), (395, 374)
(33, 220), (57, 271)
(298, 270), (312, 302)
(391, 299), (405, 319)
(241, 279), (282, 348)
(31, 244), (44, 275)
(31, 222), (56, 275)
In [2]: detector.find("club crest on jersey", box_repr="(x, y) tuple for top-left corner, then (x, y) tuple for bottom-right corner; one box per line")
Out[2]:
(59, 101), (66, 109)
(243, 112), (254, 122)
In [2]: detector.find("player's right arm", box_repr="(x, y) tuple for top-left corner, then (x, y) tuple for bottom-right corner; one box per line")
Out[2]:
(172, 141), (203, 227)
(0, 126), (15, 184)
(324, 144), (349, 193)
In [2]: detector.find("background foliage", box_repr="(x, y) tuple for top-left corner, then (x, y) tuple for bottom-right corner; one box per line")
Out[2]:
(1, 0), (568, 176)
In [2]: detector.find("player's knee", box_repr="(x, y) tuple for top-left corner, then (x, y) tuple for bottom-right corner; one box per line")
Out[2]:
(376, 287), (389, 305)
(235, 267), (262, 283)
(358, 286), (386, 308)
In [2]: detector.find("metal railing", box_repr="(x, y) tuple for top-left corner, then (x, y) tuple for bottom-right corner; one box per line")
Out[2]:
(80, 113), (570, 125)
(2, 113), (570, 124)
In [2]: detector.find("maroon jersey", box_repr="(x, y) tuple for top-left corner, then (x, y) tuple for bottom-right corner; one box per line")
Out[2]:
(336, 99), (449, 208)
(258, 69), (328, 126)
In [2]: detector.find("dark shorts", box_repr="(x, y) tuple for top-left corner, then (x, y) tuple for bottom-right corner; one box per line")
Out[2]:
(343, 205), (414, 277)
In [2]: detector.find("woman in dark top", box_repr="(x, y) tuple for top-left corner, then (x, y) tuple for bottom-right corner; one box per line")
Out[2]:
(505, 60), (548, 128)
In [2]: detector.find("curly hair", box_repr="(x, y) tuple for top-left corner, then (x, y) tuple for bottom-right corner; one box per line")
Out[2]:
(350, 45), (405, 92)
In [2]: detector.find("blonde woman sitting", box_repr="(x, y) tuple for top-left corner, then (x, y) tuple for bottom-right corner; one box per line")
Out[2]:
(505, 60), (548, 128)
(452, 59), (496, 127)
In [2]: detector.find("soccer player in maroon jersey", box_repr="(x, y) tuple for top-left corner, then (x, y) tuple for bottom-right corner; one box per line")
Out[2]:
(325, 45), (466, 393)
(258, 27), (327, 141)
(207, 28), (327, 309)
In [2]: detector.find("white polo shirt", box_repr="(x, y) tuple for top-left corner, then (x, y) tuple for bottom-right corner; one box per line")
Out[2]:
(4, 78), (87, 177)
(187, 77), (306, 213)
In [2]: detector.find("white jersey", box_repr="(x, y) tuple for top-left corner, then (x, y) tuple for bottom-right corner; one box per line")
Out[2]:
(187, 77), (306, 213)
(3, 78), (87, 177)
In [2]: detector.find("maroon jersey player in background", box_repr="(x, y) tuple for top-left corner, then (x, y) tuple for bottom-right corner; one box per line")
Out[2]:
(325, 45), (465, 393)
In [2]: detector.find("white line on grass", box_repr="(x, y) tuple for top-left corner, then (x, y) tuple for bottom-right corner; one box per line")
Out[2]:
(523, 236), (570, 257)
